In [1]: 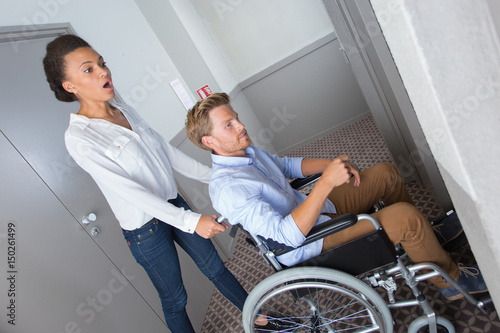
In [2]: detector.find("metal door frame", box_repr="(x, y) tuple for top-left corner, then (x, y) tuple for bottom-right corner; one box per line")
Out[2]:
(322, 0), (452, 210)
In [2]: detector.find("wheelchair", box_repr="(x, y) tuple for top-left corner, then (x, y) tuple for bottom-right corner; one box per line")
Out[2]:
(240, 174), (494, 333)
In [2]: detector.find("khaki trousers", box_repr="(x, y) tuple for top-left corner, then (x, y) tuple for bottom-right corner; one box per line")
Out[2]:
(322, 162), (458, 288)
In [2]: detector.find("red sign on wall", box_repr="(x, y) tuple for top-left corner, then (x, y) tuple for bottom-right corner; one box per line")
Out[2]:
(197, 85), (213, 99)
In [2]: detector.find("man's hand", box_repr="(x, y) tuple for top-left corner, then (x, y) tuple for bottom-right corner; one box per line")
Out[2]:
(320, 155), (353, 189)
(293, 155), (361, 236)
(195, 215), (228, 239)
(349, 162), (361, 187)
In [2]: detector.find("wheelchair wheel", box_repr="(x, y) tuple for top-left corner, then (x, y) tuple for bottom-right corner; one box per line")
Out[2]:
(408, 315), (455, 333)
(243, 267), (393, 333)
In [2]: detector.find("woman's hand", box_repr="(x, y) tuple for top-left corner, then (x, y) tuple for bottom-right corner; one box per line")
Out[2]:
(195, 215), (228, 238)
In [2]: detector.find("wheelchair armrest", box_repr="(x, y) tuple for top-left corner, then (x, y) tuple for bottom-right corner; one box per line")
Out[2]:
(289, 173), (322, 190)
(273, 213), (358, 257)
(302, 213), (358, 246)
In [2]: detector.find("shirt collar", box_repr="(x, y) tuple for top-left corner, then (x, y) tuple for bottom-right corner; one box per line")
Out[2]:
(211, 145), (255, 167)
(68, 103), (149, 131)
(69, 112), (90, 130)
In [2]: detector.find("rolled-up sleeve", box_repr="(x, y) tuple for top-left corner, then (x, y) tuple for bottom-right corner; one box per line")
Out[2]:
(283, 155), (304, 179)
(264, 150), (304, 179)
(212, 180), (305, 249)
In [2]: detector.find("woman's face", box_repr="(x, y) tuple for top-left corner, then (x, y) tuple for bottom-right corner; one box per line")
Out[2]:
(62, 47), (115, 103)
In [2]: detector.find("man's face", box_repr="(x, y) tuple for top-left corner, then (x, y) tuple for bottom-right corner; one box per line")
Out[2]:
(204, 105), (251, 157)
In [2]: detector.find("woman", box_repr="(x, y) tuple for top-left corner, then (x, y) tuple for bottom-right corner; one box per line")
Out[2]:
(42, 34), (247, 333)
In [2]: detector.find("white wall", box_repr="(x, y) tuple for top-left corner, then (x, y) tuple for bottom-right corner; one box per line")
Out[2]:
(134, 0), (277, 154)
(487, 0), (500, 42)
(167, 0), (368, 155)
(169, 0), (239, 94)
(0, 0), (195, 143)
(242, 37), (370, 154)
(370, 0), (500, 305)
(172, 0), (334, 91)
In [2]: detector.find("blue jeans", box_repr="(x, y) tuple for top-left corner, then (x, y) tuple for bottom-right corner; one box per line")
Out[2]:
(122, 195), (247, 333)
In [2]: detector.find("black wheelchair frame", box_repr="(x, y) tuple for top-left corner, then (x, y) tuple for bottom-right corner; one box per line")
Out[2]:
(239, 174), (493, 333)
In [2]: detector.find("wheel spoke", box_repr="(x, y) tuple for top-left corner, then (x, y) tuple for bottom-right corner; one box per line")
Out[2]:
(243, 268), (393, 333)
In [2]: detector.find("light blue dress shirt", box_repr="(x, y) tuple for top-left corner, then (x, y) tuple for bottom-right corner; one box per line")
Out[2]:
(210, 145), (336, 266)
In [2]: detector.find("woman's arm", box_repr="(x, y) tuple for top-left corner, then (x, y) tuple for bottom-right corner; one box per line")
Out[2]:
(162, 140), (212, 184)
(67, 138), (202, 233)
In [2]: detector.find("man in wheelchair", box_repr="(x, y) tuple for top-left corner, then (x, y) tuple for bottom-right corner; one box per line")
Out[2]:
(185, 93), (488, 329)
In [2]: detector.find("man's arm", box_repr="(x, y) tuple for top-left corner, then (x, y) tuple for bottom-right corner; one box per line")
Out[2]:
(292, 156), (355, 236)
(212, 181), (307, 249)
(301, 156), (361, 186)
(301, 158), (333, 176)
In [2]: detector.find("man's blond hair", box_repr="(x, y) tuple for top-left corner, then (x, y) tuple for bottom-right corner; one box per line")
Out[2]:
(185, 92), (232, 151)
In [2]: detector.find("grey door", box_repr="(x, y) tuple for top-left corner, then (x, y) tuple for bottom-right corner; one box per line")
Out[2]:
(0, 132), (168, 332)
(0, 25), (213, 332)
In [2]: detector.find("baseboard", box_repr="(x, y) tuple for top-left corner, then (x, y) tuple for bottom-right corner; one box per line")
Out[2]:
(277, 112), (371, 155)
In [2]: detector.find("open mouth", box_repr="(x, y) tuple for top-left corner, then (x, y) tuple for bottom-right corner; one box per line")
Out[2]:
(103, 80), (113, 89)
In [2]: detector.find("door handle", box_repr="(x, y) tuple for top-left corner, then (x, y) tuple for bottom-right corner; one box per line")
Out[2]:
(82, 213), (97, 225)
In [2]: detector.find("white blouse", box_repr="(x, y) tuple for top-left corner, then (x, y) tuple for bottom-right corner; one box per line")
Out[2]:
(65, 103), (211, 232)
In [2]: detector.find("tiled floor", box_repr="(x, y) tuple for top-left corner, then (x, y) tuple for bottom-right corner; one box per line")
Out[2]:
(200, 116), (499, 332)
